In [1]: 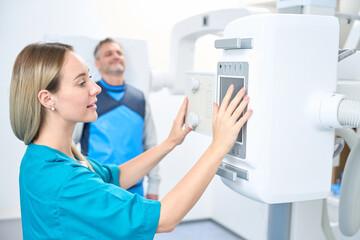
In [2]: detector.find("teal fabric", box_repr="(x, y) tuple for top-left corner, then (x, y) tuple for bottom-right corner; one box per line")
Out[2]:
(99, 79), (125, 101)
(19, 143), (160, 240)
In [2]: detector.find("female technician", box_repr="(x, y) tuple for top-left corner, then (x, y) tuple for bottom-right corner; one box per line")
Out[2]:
(9, 42), (252, 239)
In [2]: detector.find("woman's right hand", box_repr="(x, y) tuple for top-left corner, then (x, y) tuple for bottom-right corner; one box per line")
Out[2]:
(166, 97), (193, 149)
(210, 85), (252, 156)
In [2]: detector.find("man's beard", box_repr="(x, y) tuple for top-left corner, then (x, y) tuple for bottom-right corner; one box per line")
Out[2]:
(106, 65), (125, 75)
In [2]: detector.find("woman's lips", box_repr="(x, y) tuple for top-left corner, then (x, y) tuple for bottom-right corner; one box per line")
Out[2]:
(87, 103), (97, 110)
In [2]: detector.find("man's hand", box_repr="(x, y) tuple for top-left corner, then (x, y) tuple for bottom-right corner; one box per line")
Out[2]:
(146, 194), (159, 200)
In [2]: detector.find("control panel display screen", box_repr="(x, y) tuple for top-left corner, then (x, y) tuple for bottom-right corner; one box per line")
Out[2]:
(219, 76), (245, 143)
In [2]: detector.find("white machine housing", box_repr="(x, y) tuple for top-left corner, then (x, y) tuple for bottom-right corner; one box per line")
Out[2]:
(214, 14), (339, 203)
(151, 8), (269, 94)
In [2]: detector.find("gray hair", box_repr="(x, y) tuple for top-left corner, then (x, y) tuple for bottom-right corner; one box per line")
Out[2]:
(93, 37), (123, 59)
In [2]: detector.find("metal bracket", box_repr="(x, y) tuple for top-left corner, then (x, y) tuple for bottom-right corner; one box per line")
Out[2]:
(215, 38), (253, 50)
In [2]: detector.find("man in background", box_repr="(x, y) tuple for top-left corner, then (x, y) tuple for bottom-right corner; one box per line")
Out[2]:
(74, 38), (160, 200)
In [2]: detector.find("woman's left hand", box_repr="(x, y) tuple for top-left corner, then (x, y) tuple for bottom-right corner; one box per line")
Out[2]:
(166, 98), (193, 148)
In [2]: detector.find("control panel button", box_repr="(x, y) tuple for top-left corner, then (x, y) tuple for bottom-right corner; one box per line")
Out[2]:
(190, 77), (200, 92)
(187, 112), (199, 128)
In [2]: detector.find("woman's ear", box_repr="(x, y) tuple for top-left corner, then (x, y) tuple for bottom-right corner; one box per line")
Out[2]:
(37, 89), (55, 110)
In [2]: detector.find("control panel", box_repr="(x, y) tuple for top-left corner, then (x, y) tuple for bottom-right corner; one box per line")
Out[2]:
(217, 61), (249, 159)
(185, 73), (215, 136)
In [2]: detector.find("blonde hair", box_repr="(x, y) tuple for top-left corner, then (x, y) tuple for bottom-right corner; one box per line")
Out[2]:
(9, 42), (94, 171)
(10, 42), (71, 144)
(71, 142), (95, 172)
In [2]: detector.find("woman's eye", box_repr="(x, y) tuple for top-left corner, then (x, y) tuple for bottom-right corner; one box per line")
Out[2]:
(79, 80), (86, 86)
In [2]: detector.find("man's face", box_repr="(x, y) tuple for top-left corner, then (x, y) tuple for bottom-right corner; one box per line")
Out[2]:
(95, 42), (125, 76)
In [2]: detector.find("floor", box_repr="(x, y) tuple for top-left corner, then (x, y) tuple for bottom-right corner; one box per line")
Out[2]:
(1, 218), (244, 240)
(154, 219), (245, 240)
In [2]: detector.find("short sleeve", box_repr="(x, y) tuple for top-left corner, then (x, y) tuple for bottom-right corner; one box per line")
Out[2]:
(86, 157), (120, 186)
(57, 168), (161, 239)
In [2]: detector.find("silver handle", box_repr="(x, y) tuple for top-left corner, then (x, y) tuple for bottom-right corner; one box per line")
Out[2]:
(216, 163), (249, 181)
(338, 49), (356, 62)
(214, 38), (253, 50)
(216, 165), (237, 182)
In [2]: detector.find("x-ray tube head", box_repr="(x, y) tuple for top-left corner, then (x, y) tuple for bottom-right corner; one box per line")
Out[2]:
(214, 14), (339, 203)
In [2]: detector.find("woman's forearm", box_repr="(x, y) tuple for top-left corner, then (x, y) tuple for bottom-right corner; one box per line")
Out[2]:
(118, 139), (175, 189)
(157, 143), (225, 232)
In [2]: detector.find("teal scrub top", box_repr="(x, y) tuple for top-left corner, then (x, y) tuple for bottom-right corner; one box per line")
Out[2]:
(19, 143), (161, 240)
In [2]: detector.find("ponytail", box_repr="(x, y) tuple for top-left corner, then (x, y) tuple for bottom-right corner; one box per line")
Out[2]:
(71, 142), (95, 172)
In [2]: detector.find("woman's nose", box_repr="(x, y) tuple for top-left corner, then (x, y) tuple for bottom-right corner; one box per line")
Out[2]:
(90, 80), (101, 96)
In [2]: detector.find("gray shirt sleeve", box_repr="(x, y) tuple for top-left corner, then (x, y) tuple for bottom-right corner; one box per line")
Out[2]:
(73, 122), (84, 144)
(143, 100), (161, 195)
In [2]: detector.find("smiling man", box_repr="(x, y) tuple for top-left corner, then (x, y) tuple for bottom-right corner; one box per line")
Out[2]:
(74, 38), (160, 200)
